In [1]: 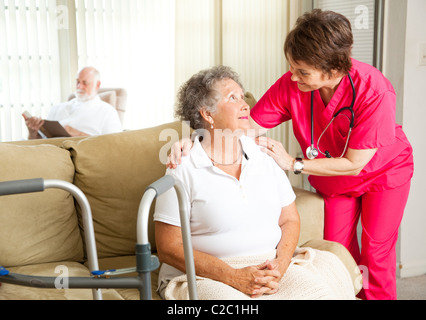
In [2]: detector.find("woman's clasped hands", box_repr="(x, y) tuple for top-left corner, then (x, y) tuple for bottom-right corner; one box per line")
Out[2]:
(231, 259), (286, 299)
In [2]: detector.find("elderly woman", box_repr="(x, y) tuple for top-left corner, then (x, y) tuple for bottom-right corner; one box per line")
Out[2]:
(154, 65), (354, 300)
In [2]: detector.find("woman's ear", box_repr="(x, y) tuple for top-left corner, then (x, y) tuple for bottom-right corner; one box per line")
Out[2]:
(200, 108), (213, 123)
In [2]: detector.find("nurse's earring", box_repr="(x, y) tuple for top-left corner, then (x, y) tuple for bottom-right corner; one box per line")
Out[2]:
(210, 121), (214, 129)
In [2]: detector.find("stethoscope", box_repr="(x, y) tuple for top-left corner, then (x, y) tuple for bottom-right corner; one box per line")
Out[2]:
(306, 74), (356, 159)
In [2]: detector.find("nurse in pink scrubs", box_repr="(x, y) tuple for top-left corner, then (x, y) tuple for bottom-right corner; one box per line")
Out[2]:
(251, 9), (414, 300)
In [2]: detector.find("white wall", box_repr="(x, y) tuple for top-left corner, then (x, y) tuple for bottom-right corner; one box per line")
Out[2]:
(400, 0), (426, 278)
(384, 0), (426, 278)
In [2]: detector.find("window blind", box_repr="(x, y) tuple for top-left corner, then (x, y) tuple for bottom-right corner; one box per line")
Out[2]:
(74, 0), (176, 131)
(0, 0), (62, 142)
(175, 0), (218, 95)
(314, 0), (376, 66)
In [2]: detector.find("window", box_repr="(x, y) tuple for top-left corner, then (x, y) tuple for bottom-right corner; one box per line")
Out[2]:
(1, 0), (302, 142)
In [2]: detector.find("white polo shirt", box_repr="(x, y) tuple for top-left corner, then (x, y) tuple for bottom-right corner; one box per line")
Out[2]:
(154, 135), (296, 259)
(47, 96), (122, 136)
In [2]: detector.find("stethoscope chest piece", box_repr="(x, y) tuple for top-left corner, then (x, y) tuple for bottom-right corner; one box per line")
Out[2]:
(306, 146), (319, 160)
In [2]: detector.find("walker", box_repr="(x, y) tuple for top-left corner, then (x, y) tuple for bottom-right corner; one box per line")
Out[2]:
(0, 176), (198, 300)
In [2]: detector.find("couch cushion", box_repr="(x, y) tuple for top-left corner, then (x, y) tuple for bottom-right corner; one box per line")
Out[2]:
(0, 144), (84, 267)
(294, 188), (325, 245)
(63, 121), (187, 259)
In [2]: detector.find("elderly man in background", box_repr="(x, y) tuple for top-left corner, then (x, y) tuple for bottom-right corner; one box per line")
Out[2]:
(23, 66), (122, 139)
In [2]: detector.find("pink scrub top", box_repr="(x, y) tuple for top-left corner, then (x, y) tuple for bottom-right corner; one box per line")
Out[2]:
(251, 59), (414, 197)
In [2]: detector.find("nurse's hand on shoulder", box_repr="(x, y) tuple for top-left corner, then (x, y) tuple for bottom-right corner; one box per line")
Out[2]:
(256, 137), (294, 171)
(167, 137), (193, 169)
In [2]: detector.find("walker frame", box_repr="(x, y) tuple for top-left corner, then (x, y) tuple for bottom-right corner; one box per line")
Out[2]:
(0, 176), (198, 300)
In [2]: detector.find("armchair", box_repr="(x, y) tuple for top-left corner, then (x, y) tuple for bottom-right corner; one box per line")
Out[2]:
(68, 88), (127, 125)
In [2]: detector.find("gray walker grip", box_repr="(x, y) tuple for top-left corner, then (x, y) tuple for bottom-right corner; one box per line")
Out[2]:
(0, 178), (44, 196)
(145, 175), (175, 197)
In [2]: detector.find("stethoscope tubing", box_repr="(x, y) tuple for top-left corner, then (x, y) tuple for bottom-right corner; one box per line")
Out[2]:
(308, 74), (356, 159)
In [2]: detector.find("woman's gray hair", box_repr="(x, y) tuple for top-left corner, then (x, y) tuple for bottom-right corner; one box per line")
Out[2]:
(175, 65), (244, 130)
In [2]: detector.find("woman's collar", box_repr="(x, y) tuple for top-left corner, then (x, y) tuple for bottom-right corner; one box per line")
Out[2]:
(190, 135), (253, 168)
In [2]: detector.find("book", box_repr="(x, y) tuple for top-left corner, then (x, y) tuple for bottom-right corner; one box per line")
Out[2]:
(23, 111), (71, 138)
(39, 120), (71, 138)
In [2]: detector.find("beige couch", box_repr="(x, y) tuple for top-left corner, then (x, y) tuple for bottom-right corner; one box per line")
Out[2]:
(0, 121), (361, 300)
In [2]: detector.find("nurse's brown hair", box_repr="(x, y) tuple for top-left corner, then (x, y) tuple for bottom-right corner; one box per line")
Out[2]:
(284, 9), (353, 77)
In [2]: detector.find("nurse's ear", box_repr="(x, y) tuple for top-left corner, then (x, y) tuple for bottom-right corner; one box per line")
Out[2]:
(328, 69), (344, 80)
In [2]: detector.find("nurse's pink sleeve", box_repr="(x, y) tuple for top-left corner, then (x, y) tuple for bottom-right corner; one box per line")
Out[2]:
(349, 90), (396, 150)
(250, 74), (292, 129)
